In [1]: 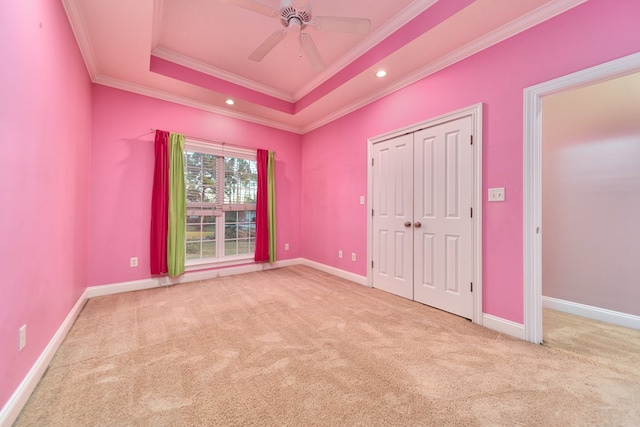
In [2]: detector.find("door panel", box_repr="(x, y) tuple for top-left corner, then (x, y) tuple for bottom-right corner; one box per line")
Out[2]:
(372, 134), (414, 299)
(414, 117), (474, 319)
(372, 115), (474, 319)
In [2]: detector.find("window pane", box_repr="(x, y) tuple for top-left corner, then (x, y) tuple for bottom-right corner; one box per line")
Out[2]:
(185, 149), (258, 262)
(237, 239), (251, 255)
(187, 215), (201, 224)
(225, 224), (237, 239)
(238, 210), (255, 222)
(203, 187), (216, 203)
(186, 225), (201, 241)
(184, 152), (218, 204)
(224, 158), (257, 204)
(185, 152), (202, 167)
(186, 242), (201, 259)
(225, 240), (238, 256)
(202, 241), (216, 258)
(225, 211), (237, 223)
(237, 224), (250, 238)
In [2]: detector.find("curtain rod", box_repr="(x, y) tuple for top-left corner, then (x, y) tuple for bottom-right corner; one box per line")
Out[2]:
(149, 128), (254, 152)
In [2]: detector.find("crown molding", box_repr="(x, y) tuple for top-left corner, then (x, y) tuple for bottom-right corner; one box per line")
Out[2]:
(302, 0), (589, 133)
(94, 75), (304, 134)
(151, 0), (164, 51)
(293, 0), (439, 100)
(61, 0), (99, 80)
(73, 0), (589, 135)
(152, 47), (296, 103)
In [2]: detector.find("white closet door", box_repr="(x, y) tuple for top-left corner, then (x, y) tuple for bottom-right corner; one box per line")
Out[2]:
(371, 116), (474, 320)
(413, 116), (474, 319)
(371, 133), (414, 300)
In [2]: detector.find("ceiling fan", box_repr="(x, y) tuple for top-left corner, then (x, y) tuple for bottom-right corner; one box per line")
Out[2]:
(221, 0), (371, 72)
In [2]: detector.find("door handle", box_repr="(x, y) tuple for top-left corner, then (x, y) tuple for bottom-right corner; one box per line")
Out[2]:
(404, 221), (412, 228)
(414, 222), (422, 228)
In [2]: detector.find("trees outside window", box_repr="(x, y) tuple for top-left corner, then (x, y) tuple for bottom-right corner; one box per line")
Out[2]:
(184, 147), (257, 262)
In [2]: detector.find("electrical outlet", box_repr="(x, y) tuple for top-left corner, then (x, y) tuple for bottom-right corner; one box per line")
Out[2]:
(130, 257), (138, 267)
(19, 325), (26, 351)
(338, 250), (343, 259)
(488, 187), (506, 202)
(284, 243), (289, 250)
(351, 253), (356, 261)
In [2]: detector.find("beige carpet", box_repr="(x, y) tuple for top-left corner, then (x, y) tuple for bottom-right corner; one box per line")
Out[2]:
(15, 266), (640, 426)
(543, 307), (640, 378)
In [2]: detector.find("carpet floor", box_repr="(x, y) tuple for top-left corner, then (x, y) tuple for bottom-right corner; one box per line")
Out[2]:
(15, 265), (640, 426)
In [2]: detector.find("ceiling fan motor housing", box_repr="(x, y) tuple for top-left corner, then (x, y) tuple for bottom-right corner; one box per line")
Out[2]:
(280, 2), (311, 30)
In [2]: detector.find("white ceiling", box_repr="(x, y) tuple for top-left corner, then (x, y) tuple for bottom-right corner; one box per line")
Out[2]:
(62, 0), (586, 133)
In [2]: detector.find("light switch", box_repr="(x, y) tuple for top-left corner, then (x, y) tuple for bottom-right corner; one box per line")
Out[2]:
(359, 196), (365, 205)
(488, 188), (505, 202)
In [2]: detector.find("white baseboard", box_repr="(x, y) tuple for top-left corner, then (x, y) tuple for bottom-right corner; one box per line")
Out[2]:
(0, 289), (88, 427)
(299, 259), (368, 286)
(482, 314), (525, 340)
(87, 258), (303, 298)
(542, 296), (640, 330)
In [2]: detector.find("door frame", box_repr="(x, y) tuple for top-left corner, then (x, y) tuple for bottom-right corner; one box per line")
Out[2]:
(523, 52), (640, 344)
(367, 103), (483, 325)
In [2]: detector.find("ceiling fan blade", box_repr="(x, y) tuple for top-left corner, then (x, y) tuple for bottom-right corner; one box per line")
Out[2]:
(249, 30), (287, 62)
(299, 33), (326, 73)
(312, 16), (371, 35)
(219, 0), (279, 18)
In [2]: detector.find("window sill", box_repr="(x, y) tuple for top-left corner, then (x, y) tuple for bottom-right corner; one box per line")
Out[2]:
(184, 255), (255, 272)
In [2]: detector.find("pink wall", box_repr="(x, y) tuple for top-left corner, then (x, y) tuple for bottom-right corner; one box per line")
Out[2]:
(0, 1), (92, 410)
(300, 0), (640, 324)
(88, 86), (302, 286)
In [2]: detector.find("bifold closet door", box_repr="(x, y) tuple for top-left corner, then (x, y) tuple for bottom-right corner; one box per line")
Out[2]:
(371, 133), (414, 300)
(372, 116), (474, 319)
(413, 117), (474, 319)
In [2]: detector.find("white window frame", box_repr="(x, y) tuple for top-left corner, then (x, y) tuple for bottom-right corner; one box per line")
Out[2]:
(184, 140), (257, 271)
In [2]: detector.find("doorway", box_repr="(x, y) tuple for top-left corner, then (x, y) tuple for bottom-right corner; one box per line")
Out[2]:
(367, 104), (483, 323)
(523, 52), (640, 343)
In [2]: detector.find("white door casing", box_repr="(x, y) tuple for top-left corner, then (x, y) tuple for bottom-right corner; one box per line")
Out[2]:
(523, 52), (640, 344)
(369, 106), (480, 321)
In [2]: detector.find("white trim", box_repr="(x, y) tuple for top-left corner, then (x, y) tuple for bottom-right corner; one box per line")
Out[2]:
(542, 296), (640, 330)
(87, 259), (301, 298)
(184, 139), (256, 159)
(523, 51), (640, 344)
(0, 290), (88, 427)
(299, 259), (368, 286)
(367, 103), (483, 325)
(482, 314), (525, 340)
(300, 0), (587, 134)
(93, 76), (304, 134)
(61, 0), (99, 80)
(294, 0), (439, 101)
(65, 0), (585, 135)
(152, 47), (295, 102)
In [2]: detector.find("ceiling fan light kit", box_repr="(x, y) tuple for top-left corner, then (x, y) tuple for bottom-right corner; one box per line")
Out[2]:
(221, 0), (371, 72)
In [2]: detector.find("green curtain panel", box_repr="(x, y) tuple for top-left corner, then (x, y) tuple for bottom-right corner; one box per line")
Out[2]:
(267, 151), (276, 263)
(167, 133), (186, 276)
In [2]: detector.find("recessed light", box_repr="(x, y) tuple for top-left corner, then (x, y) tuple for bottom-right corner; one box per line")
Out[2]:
(226, 99), (235, 106)
(376, 70), (387, 78)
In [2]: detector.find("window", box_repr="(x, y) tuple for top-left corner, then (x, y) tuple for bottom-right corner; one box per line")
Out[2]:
(184, 141), (257, 265)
